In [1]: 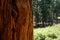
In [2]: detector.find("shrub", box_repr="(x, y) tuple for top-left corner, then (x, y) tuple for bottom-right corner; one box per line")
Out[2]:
(38, 34), (46, 40)
(47, 33), (57, 39)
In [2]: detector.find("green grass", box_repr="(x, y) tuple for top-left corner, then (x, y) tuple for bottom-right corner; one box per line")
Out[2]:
(34, 24), (60, 40)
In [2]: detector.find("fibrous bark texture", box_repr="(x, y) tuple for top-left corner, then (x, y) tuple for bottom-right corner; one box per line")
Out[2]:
(0, 0), (33, 40)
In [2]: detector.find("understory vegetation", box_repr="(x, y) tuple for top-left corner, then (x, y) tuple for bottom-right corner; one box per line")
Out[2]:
(34, 24), (60, 40)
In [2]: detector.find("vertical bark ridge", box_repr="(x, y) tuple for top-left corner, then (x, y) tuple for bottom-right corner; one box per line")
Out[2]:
(0, 0), (12, 40)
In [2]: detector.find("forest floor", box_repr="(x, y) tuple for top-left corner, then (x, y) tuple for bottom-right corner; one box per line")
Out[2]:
(34, 23), (60, 40)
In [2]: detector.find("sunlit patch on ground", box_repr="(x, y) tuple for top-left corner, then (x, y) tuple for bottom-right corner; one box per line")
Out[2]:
(58, 17), (60, 19)
(34, 24), (60, 40)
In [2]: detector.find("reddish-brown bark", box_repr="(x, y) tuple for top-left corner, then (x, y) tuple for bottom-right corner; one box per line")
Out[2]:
(0, 0), (33, 40)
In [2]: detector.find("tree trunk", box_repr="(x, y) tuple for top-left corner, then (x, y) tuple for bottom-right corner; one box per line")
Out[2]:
(0, 0), (33, 40)
(42, 21), (45, 27)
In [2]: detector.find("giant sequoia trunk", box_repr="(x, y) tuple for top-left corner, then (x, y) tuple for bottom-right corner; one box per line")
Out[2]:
(0, 0), (33, 40)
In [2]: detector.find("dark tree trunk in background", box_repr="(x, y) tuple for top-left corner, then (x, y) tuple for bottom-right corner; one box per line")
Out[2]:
(35, 12), (40, 27)
(42, 21), (45, 27)
(35, 0), (40, 27)
(0, 0), (33, 40)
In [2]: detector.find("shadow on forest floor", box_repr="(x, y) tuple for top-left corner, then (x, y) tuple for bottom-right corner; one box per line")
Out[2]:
(34, 22), (60, 28)
(34, 19), (60, 28)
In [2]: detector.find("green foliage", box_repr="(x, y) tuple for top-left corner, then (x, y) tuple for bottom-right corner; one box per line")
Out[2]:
(47, 33), (57, 39)
(33, 0), (60, 24)
(34, 24), (60, 40)
(34, 34), (46, 40)
(39, 34), (46, 40)
(40, 0), (53, 22)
